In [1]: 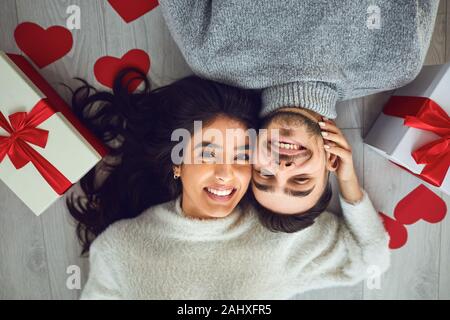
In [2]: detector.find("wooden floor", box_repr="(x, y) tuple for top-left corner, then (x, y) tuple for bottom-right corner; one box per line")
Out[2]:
(0, 0), (449, 300)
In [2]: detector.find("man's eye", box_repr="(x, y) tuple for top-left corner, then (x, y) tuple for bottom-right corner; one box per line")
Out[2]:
(294, 177), (309, 184)
(258, 168), (274, 177)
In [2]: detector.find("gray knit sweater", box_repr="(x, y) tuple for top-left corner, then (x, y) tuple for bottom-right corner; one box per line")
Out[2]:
(158, 0), (439, 118)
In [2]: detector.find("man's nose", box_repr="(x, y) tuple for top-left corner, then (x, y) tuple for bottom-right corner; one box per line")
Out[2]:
(279, 159), (294, 169)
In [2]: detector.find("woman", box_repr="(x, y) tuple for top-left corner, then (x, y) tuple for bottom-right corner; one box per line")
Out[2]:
(69, 69), (390, 299)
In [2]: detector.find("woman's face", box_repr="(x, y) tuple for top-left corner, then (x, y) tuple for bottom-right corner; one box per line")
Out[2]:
(177, 116), (252, 219)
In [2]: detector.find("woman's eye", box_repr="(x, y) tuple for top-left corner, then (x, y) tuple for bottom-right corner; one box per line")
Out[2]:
(201, 150), (215, 159)
(235, 153), (250, 162)
(200, 150), (217, 163)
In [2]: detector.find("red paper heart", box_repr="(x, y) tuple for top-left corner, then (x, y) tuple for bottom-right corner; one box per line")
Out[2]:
(394, 184), (447, 225)
(14, 22), (73, 68)
(94, 49), (151, 92)
(379, 212), (408, 249)
(108, 0), (159, 23)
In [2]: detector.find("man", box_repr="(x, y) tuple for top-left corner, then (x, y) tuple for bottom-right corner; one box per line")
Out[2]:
(158, 0), (439, 223)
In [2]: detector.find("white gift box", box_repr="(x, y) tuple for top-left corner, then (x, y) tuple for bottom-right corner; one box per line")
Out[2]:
(0, 51), (107, 215)
(365, 63), (450, 195)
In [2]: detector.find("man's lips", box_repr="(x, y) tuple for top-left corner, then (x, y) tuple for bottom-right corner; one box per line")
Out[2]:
(268, 139), (308, 156)
(272, 136), (302, 146)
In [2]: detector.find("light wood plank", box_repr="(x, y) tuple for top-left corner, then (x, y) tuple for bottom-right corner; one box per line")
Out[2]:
(437, 0), (449, 299)
(438, 0), (447, 14)
(335, 97), (364, 130)
(0, 182), (53, 299)
(438, 193), (450, 299)
(294, 283), (363, 300)
(424, 2), (447, 65)
(362, 90), (394, 137)
(0, 0), (53, 300)
(15, 0), (108, 299)
(447, 0), (450, 61)
(438, 1), (450, 300)
(362, 146), (441, 299)
(0, 0), (20, 53)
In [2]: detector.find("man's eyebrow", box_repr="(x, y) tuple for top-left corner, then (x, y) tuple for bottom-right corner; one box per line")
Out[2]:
(284, 186), (315, 197)
(253, 180), (275, 192)
(253, 180), (315, 198)
(194, 141), (250, 150)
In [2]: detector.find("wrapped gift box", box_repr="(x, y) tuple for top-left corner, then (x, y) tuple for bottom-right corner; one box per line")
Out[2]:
(0, 51), (108, 215)
(365, 63), (450, 195)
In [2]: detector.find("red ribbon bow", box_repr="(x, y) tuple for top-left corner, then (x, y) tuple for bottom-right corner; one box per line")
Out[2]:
(0, 99), (72, 194)
(384, 96), (450, 187)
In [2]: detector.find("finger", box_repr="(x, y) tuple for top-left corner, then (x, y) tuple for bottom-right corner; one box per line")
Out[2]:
(322, 116), (335, 124)
(322, 116), (338, 127)
(324, 144), (352, 161)
(325, 140), (337, 147)
(321, 131), (351, 150)
(318, 120), (341, 135)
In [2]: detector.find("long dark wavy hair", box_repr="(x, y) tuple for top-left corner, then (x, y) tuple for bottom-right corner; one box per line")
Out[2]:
(66, 68), (261, 255)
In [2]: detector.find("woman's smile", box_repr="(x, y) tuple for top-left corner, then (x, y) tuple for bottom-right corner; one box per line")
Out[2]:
(204, 185), (238, 202)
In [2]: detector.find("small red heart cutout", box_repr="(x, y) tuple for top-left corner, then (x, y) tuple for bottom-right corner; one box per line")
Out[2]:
(108, 0), (159, 23)
(394, 184), (447, 225)
(14, 22), (73, 68)
(94, 49), (151, 92)
(379, 212), (408, 249)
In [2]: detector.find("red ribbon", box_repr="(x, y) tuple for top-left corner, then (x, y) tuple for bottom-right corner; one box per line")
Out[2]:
(384, 96), (450, 187)
(6, 53), (108, 159)
(0, 99), (72, 195)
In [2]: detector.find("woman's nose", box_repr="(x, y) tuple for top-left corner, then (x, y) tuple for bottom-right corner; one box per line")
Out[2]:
(215, 164), (233, 182)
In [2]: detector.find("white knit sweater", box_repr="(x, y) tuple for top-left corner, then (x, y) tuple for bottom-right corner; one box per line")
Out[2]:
(80, 191), (390, 299)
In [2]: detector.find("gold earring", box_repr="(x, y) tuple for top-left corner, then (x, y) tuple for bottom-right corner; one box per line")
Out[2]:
(173, 166), (181, 180)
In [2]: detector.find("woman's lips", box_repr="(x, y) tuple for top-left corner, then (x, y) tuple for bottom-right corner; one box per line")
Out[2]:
(204, 186), (237, 202)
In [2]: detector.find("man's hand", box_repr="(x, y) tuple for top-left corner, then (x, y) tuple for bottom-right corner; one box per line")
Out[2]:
(319, 117), (364, 204)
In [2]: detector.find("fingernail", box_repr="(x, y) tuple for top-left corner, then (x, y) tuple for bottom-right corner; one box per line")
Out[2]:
(321, 131), (328, 137)
(319, 122), (326, 127)
(323, 117), (329, 121)
(324, 144), (330, 149)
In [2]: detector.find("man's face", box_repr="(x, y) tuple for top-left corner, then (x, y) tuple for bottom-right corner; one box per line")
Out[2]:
(252, 108), (336, 214)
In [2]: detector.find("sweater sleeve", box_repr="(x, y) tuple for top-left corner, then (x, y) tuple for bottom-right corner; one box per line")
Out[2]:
(297, 190), (391, 291)
(80, 236), (122, 300)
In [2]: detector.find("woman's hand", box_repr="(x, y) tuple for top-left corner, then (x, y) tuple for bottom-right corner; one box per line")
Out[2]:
(319, 117), (364, 204)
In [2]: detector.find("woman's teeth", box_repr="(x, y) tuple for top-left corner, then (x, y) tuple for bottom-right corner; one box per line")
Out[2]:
(206, 188), (234, 196)
(273, 141), (300, 150)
